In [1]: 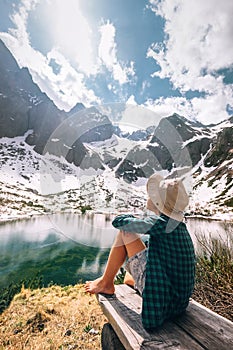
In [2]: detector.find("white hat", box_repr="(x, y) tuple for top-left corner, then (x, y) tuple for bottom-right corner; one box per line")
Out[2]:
(146, 174), (189, 221)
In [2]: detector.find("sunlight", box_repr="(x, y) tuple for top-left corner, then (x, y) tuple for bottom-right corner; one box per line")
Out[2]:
(48, 0), (97, 75)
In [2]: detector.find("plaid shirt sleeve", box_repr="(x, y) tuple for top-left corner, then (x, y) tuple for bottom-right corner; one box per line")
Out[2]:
(112, 214), (160, 234)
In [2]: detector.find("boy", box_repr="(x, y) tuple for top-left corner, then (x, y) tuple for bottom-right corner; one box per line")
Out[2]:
(85, 173), (195, 330)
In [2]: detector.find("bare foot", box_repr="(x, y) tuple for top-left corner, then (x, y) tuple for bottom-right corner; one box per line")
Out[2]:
(84, 277), (115, 295)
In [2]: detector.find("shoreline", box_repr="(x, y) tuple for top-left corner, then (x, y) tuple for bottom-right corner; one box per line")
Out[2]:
(1, 209), (233, 224)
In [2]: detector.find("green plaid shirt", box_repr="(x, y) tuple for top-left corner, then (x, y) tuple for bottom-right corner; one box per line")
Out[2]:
(112, 214), (195, 330)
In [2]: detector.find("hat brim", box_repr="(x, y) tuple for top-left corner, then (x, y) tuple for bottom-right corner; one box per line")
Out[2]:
(147, 174), (185, 222)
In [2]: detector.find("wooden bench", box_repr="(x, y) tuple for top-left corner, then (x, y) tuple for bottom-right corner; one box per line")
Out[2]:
(97, 284), (233, 350)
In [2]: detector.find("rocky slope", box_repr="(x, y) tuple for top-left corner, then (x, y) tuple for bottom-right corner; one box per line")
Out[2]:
(0, 38), (233, 218)
(0, 39), (113, 166)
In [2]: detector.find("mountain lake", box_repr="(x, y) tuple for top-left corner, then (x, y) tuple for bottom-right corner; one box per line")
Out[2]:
(0, 213), (232, 291)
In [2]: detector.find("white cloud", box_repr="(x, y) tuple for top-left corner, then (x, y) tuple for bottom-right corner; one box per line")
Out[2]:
(190, 91), (232, 124)
(0, 0), (101, 110)
(145, 96), (193, 120)
(8, 0), (39, 42)
(149, 0), (233, 77)
(122, 103), (162, 129)
(141, 80), (151, 96)
(47, 0), (98, 76)
(45, 49), (101, 108)
(0, 1), (137, 109)
(148, 0), (233, 123)
(98, 21), (135, 85)
(126, 95), (137, 106)
(148, 0), (233, 91)
(144, 91), (232, 125)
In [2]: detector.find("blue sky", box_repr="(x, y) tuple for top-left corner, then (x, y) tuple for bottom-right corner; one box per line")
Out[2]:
(0, 0), (233, 126)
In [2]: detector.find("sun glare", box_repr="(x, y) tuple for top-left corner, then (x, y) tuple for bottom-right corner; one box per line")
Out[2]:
(48, 0), (97, 75)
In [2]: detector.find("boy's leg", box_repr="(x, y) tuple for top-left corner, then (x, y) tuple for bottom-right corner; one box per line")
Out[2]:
(84, 230), (146, 294)
(122, 231), (146, 287)
(123, 271), (135, 287)
(122, 231), (146, 258)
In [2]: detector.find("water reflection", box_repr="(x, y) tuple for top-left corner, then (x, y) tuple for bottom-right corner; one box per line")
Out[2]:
(0, 213), (116, 290)
(49, 212), (116, 248)
(186, 217), (233, 255)
(0, 214), (232, 290)
(0, 213), (116, 249)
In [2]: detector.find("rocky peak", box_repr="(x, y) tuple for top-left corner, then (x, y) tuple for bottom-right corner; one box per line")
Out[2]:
(151, 113), (203, 143)
(67, 102), (85, 116)
(204, 126), (233, 167)
(0, 39), (113, 168)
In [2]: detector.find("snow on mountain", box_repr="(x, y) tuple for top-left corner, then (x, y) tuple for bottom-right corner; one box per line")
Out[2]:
(0, 38), (232, 221)
(0, 132), (148, 220)
(1, 115), (232, 221)
(187, 119), (233, 218)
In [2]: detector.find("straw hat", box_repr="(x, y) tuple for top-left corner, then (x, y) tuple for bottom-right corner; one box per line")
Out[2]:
(146, 174), (189, 221)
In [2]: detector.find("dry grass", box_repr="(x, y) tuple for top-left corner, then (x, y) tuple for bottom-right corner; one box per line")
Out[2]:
(1, 235), (232, 349)
(0, 284), (106, 350)
(192, 235), (233, 321)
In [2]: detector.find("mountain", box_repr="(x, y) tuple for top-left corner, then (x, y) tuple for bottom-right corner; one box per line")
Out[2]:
(0, 38), (232, 219)
(192, 121), (233, 210)
(0, 40), (63, 142)
(111, 114), (213, 182)
(113, 125), (155, 141)
(0, 39), (113, 166)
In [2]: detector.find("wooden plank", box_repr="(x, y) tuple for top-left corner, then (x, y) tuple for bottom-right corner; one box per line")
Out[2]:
(174, 299), (233, 350)
(97, 285), (205, 350)
(101, 323), (126, 350)
(98, 293), (144, 350)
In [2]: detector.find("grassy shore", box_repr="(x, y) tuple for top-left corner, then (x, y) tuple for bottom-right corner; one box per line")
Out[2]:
(192, 234), (233, 321)
(0, 236), (232, 350)
(0, 284), (106, 350)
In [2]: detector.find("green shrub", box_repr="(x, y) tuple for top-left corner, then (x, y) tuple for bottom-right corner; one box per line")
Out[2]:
(80, 205), (92, 214)
(0, 274), (43, 314)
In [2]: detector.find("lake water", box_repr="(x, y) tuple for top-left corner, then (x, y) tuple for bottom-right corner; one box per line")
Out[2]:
(0, 213), (232, 290)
